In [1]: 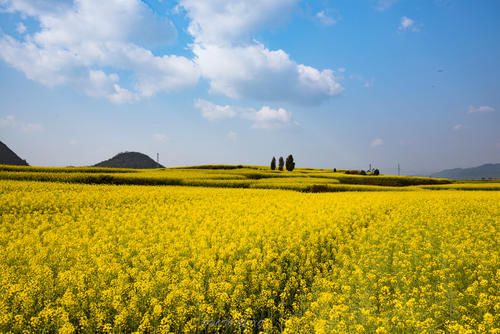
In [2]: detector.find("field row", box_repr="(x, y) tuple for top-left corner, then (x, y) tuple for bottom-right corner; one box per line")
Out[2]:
(0, 165), (459, 192)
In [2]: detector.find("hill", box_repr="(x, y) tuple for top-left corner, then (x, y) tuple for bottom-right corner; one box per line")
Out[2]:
(431, 163), (500, 180)
(94, 152), (163, 169)
(0, 141), (29, 166)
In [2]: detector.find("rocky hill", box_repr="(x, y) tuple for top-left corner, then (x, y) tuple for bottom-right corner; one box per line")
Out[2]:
(0, 141), (29, 166)
(94, 152), (164, 169)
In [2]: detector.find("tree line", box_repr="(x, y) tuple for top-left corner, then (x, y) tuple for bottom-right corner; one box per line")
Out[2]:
(270, 155), (295, 171)
(270, 155), (380, 175)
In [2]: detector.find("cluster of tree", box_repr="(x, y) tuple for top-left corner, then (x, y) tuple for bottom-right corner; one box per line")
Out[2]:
(271, 155), (295, 171)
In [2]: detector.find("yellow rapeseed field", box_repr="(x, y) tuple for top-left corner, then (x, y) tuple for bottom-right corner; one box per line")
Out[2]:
(0, 180), (498, 333)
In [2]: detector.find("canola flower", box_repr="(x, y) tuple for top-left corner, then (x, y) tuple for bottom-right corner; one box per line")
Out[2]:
(0, 164), (451, 192)
(0, 180), (498, 333)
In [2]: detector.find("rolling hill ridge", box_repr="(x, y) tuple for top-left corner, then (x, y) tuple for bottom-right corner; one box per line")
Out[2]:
(431, 163), (500, 180)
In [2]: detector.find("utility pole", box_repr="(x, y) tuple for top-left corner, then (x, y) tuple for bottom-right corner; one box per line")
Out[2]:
(369, 163), (372, 172)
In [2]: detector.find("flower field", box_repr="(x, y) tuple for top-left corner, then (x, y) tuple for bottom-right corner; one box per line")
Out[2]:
(0, 164), (452, 192)
(0, 180), (498, 333)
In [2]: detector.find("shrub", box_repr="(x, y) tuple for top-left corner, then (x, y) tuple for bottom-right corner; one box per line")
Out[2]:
(360, 170), (366, 175)
(345, 170), (363, 175)
(271, 157), (276, 170)
(373, 169), (380, 176)
(333, 168), (337, 173)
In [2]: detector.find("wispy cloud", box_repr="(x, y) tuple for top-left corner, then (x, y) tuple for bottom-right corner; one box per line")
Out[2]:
(370, 138), (384, 147)
(195, 99), (292, 129)
(350, 74), (374, 88)
(227, 131), (237, 141)
(375, 0), (399, 11)
(468, 105), (495, 113)
(315, 10), (339, 26)
(399, 16), (419, 32)
(0, 115), (43, 133)
(152, 133), (168, 143)
(453, 124), (464, 131)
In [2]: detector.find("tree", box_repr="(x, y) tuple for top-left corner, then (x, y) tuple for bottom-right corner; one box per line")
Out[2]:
(270, 157), (276, 170)
(278, 156), (284, 171)
(286, 154), (295, 171)
(373, 169), (380, 176)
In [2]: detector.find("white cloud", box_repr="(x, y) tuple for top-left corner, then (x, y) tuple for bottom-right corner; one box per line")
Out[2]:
(181, 0), (343, 105)
(0, 0), (199, 103)
(195, 99), (238, 121)
(227, 131), (237, 141)
(193, 42), (343, 104)
(316, 10), (338, 26)
(0, 114), (43, 133)
(195, 99), (292, 128)
(1, 0), (344, 105)
(370, 138), (384, 147)
(16, 22), (27, 34)
(3, 0), (177, 47)
(243, 106), (291, 128)
(152, 133), (168, 143)
(179, 0), (299, 45)
(399, 16), (419, 32)
(0, 0), (74, 17)
(453, 124), (463, 131)
(82, 70), (138, 104)
(468, 105), (495, 113)
(375, 0), (399, 11)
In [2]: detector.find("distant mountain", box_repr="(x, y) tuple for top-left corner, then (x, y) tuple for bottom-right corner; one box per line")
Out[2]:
(0, 141), (29, 166)
(431, 163), (500, 180)
(94, 152), (164, 169)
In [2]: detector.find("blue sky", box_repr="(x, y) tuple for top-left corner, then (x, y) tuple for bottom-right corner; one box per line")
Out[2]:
(0, 0), (499, 175)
